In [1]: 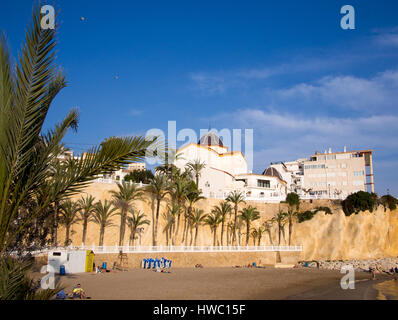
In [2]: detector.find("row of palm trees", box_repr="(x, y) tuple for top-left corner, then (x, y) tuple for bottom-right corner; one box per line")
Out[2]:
(58, 162), (301, 247)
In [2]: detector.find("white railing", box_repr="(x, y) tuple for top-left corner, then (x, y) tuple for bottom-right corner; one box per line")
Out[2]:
(92, 178), (148, 187)
(299, 194), (344, 200)
(30, 244), (302, 255)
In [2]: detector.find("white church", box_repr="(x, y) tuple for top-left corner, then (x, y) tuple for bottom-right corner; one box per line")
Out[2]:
(174, 132), (287, 202)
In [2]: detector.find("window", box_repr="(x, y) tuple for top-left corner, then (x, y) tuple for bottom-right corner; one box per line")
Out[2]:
(353, 171), (364, 176)
(304, 164), (326, 170)
(257, 179), (270, 188)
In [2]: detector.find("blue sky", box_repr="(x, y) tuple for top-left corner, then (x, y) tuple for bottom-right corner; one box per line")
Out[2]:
(1, 1), (398, 196)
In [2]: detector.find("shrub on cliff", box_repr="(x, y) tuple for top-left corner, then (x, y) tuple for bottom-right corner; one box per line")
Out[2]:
(380, 195), (397, 211)
(297, 206), (332, 223)
(315, 206), (332, 215)
(298, 210), (315, 223)
(341, 191), (377, 216)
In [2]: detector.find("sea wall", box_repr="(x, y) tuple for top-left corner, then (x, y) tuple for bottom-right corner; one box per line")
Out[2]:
(91, 251), (281, 268)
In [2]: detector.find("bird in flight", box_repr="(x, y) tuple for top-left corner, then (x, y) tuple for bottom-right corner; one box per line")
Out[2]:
(80, 16), (86, 22)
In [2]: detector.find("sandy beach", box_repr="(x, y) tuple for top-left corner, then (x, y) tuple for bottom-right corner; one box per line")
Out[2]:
(47, 267), (394, 300)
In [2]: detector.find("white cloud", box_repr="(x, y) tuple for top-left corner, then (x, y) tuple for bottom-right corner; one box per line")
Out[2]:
(210, 108), (398, 185)
(130, 108), (143, 116)
(274, 70), (398, 112)
(372, 26), (398, 47)
(190, 73), (227, 95)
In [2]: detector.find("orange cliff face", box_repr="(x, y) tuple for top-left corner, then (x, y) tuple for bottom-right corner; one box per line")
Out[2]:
(293, 206), (398, 261)
(57, 182), (398, 261)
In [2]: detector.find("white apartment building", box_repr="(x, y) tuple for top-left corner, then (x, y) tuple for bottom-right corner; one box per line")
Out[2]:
(268, 148), (374, 200)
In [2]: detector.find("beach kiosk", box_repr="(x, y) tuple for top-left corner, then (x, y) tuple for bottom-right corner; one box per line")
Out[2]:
(48, 250), (95, 274)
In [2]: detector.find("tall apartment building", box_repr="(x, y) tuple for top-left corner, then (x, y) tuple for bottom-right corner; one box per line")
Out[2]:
(268, 148), (374, 199)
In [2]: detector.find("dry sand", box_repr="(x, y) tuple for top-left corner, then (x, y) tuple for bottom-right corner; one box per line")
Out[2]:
(49, 267), (392, 300)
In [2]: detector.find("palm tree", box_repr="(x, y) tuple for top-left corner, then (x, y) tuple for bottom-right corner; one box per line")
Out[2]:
(145, 174), (169, 246)
(274, 211), (287, 245)
(286, 192), (300, 245)
(239, 206), (260, 245)
(263, 219), (274, 245)
(186, 159), (206, 187)
(59, 200), (80, 246)
(91, 200), (117, 246)
(110, 181), (145, 247)
(184, 182), (204, 246)
(169, 174), (190, 244)
(155, 148), (184, 181)
(77, 194), (96, 245)
(236, 217), (245, 246)
(251, 226), (265, 246)
(127, 210), (150, 246)
(205, 211), (222, 246)
(250, 228), (259, 246)
(162, 204), (178, 246)
(226, 190), (246, 245)
(226, 221), (234, 245)
(190, 209), (207, 246)
(0, 5), (160, 300)
(211, 201), (231, 246)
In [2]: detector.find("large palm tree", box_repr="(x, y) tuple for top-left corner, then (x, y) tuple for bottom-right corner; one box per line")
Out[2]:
(226, 190), (246, 245)
(190, 208), (207, 246)
(127, 209), (150, 246)
(186, 159), (206, 188)
(239, 206), (260, 245)
(77, 194), (96, 245)
(58, 200), (80, 246)
(211, 201), (231, 246)
(145, 174), (169, 246)
(205, 211), (222, 246)
(0, 7), (160, 254)
(91, 200), (117, 247)
(110, 181), (145, 247)
(0, 5), (160, 300)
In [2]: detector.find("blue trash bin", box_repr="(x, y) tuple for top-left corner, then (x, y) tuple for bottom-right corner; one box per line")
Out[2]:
(60, 265), (65, 275)
(102, 262), (107, 269)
